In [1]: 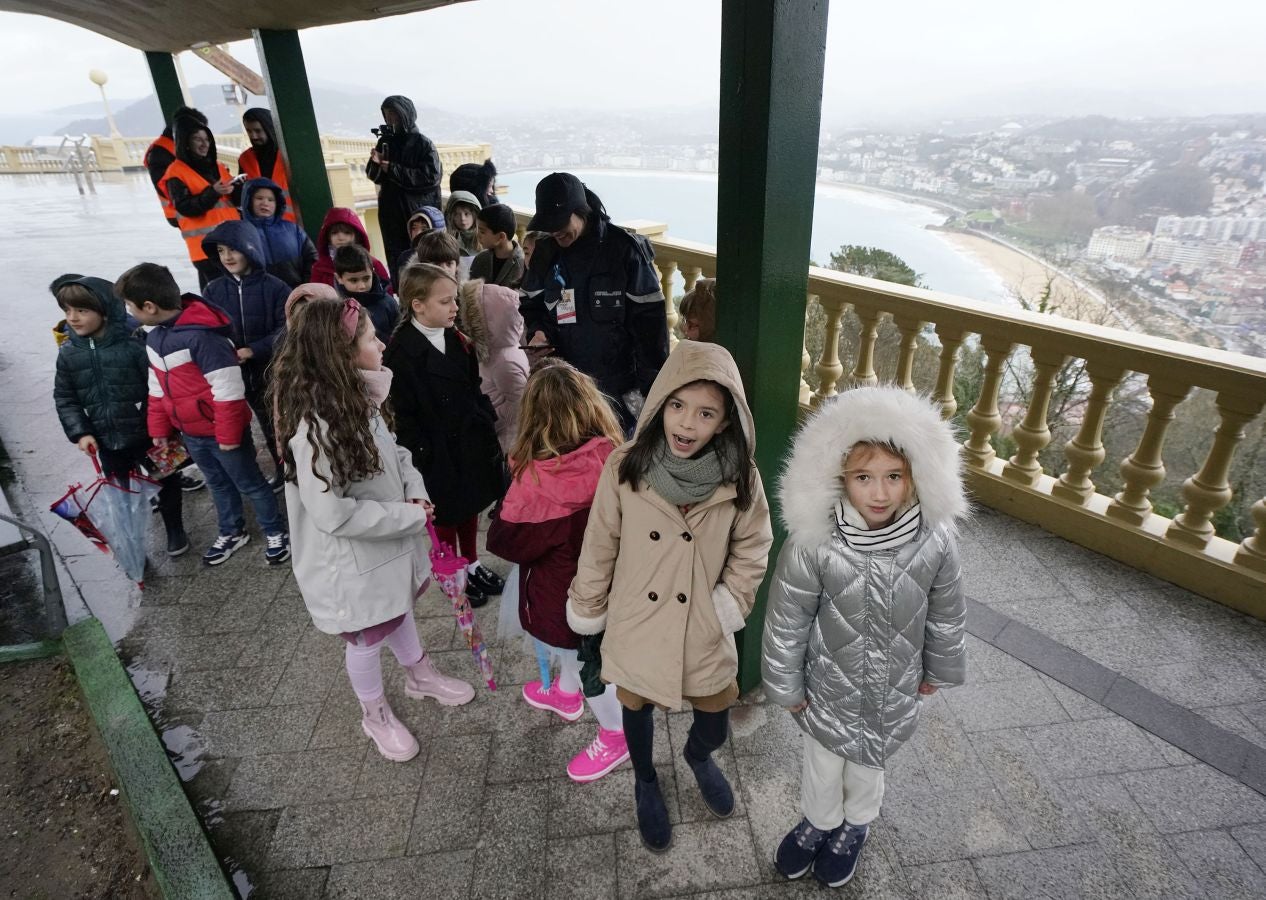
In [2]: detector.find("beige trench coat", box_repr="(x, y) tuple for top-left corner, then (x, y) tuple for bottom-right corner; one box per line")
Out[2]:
(566, 341), (773, 708)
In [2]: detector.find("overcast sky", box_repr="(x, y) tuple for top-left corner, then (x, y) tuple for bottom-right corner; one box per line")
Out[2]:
(2, 0), (1263, 123)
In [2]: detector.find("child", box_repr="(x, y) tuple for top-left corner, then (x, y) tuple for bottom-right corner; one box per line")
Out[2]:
(202, 220), (290, 485)
(117, 263), (290, 567)
(566, 340), (773, 851)
(762, 385), (967, 888)
(470, 203), (525, 289)
(486, 362), (629, 781)
(413, 231), (462, 280)
(270, 292), (474, 762)
(393, 206), (445, 285)
(52, 275), (188, 556)
(522, 231), (547, 271)
(384, 264), (507, 608)
(458, 277), (528, 453)
(679, 278), (716, 343)
(311, 207), (392, 291)
(444, 190), (482, 258)
(240, 178), (317, 287)
(334, 244), (400, 344)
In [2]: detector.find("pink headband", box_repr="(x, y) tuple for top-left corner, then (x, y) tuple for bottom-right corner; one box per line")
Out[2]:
(340, 297), (362, 341)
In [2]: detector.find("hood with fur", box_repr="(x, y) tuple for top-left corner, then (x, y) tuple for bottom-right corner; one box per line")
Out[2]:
(779, 385), (968, 545)
(459, 279), (524, 360)
(637, 339), (754, 448)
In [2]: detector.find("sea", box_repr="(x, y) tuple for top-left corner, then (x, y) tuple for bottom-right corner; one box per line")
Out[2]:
(502, 168), (1011, 304)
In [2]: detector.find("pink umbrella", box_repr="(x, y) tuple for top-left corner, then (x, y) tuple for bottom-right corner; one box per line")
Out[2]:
(425, 519), (496, 691)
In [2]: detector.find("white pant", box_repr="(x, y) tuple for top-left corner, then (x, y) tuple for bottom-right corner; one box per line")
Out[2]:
(800, 732), (886, 829)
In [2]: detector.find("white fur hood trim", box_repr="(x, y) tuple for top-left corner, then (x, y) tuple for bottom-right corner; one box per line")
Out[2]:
(779, 385), (968, 545)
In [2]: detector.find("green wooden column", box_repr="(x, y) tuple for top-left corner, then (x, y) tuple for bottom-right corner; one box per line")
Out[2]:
(253, 29), (333, 234)
(715, 0), (829, 692)
(144, 51), (185, 124)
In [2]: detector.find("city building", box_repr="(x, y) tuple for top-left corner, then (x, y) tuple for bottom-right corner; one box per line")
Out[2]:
(1088, 226), (1151, 262)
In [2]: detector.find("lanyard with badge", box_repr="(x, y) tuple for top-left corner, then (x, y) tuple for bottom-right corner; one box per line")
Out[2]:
(552, 262), (577, 325)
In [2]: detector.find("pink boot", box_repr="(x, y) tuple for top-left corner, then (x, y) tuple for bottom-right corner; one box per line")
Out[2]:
(567, 728), (630, 782)
(360, 695), (420, 762)
(522, 680), (584, 722)
(404, 653), (475, 706)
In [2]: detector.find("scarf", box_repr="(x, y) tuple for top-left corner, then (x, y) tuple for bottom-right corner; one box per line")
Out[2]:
(360, 367), (393, 408)
(645, 439), (727, 507)
(834, 501), (922, 552)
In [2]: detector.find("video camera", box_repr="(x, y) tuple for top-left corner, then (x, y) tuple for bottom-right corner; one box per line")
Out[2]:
(371, 123), (395, 156)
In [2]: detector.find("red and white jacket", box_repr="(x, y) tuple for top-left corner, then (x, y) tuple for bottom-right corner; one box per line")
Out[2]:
(144, 295), (251, 446)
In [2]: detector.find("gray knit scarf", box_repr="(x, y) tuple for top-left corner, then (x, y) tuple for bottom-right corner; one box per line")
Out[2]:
(645, 439), (727, 507)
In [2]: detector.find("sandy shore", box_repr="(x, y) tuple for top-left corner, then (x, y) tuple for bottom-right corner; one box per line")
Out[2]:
(938, 231), (1114, 323)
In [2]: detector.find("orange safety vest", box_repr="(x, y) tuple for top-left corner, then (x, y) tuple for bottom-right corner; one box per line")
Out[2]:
(143, 135), (177, 223)
(239, 147), (298, 223)
(161, 159), (241, 263)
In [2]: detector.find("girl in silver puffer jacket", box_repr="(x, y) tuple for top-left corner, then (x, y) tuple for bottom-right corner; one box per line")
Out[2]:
(761, 385), (968, 889)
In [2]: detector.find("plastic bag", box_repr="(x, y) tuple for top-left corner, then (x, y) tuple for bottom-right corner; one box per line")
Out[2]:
(495, 564), (524, 642)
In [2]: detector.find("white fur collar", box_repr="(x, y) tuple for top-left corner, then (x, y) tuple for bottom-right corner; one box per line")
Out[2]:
(778, 386), (968, 546)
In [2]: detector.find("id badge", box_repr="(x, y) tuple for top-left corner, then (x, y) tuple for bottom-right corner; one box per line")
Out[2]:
(557, 288), (578, 325)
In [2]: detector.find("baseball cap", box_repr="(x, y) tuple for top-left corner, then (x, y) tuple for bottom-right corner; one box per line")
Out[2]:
(528, 172), (587, 232)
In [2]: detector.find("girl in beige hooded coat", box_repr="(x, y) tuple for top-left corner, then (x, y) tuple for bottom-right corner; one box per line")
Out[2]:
(567, 340), (773, 853)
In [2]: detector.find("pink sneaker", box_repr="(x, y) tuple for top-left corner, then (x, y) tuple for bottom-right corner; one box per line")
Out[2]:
(404, 653), (475, 706)
(360, 695), (420, 762)
(567, 728), (630, 782)
(521, 680), (584, 722)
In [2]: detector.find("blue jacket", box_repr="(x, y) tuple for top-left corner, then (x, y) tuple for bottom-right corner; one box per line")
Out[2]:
(53, 276), (150, 450)
(201, 220), (289, 391)
(240, 177), (317, 287)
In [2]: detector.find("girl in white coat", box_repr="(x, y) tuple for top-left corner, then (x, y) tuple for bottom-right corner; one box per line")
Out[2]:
(270, 292), (474, 763)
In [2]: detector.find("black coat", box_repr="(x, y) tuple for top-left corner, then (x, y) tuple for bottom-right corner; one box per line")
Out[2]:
(365, 96), (442, 265)
(384, 324), (506, 526)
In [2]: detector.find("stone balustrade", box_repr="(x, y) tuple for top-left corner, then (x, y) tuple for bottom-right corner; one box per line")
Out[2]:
(500, 199), (1266, 618)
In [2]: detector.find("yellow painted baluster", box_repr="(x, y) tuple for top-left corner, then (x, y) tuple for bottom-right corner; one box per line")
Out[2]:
(1051, 363), (1126, 504)
(850, 305), (881, 387)
(893, 316), (923, 393)
(1105, 376), (1190, 526)
(1002, 347), (1068, 486)
(812, 295), (848, 406)
(963, 334), (1014, 468)
(1234, 498), (1266, 574)
(932, 326), (964, 420)
(658, 258), (679, 350)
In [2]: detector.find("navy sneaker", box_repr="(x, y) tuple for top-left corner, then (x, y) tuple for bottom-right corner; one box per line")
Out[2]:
(264, 532), (291, 565)
(774, 818), (830, 879)
(812, 821), (869, 888)
(682, 748), (735, 818)
(634, 775), (673, 853)
(203, 532), (249, 566)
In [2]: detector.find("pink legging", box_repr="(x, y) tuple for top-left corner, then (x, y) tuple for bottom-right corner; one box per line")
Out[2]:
(344, 613), (426, 701)
(434, 516), (479, 562)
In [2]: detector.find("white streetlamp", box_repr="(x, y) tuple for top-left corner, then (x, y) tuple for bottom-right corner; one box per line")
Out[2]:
(88, 69), (122, 137)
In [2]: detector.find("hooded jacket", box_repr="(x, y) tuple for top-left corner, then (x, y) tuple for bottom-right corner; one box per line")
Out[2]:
(444, 190), (482, 257)
(335, 272), (399, 345)
(520, 200), (668, 399)
(143, 134), (178, 226)
(163, 115), (239, 262)
(240, 177), (317, 286)
(566, 341), (774, 708)
(237, 108), (297, 222)
(311, 207), (392, 290)
(200, 220), (290, 392)
(459, 279), (528, 453)
(762, 386), (968, 768)
(449, 159), (497, 208)
(365, 95), (443, 262)
(144, 296), (251, 446)
(53, 277), (150, 450)
(487, 437), (616, 650)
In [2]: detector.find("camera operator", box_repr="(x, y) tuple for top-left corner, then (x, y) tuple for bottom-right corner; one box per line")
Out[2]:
(365, 95), (443, 272)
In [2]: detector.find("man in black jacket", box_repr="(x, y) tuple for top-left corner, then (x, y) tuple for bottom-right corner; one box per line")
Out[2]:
(365, 95), (443, 274)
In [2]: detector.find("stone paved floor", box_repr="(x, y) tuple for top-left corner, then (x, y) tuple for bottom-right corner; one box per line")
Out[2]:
(4, 176), (1266, 897)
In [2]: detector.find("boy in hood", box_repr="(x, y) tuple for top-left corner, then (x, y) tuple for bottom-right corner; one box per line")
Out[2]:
(365, 95), (443, 275)
(393, 206), (445, 286)
(310, 207), (392, 291)
(201, 220), (290, 485)
(52, 275), (189, 557)
(241, 178), (317, 287)
(118, 262), (289, 568)
(238, 108), (296, 223)
(470, 203), (525, 289)
(334, 244), (400, 344)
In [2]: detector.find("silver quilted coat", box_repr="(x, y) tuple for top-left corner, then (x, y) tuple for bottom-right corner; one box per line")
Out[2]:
(761, 386), (968, 768)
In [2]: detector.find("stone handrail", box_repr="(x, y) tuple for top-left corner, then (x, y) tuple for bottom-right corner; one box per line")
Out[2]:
(502, 199), (1266, 617)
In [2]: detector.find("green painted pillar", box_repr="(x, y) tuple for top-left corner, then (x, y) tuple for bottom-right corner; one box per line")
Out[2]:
(144, 51), (185, 124)
(253, 29), (333, 234)
(715, 0), (828, 692)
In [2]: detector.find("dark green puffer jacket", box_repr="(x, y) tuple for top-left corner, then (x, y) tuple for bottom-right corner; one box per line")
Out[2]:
(53, 277), (149, 450)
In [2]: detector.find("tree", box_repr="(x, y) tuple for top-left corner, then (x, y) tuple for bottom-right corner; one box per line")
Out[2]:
(828, 246), (924, 288)
(1129, 165), (1214, 216)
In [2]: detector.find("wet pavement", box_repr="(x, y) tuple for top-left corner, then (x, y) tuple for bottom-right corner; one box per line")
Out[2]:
(3, 174), (1266, 898)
